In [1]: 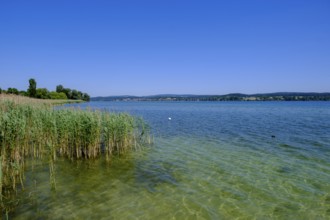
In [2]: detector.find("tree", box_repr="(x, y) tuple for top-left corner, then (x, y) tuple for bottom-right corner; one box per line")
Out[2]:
(62, 88), (72, 99)
(71, 89), (79, 100)
(77, 91), (83, 100)
(82, 93), (90, 101)
(56, 85), (64, 93)
(36, 88), (50, 99)
(28, 78), (37, 97)
(49, 91), (68, 99)
(7, 87), (19, 95)
(0, 87), (2, 94)
(19, 91), (27, 96)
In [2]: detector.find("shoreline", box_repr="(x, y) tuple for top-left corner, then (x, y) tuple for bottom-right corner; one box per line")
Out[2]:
(0, 94), (85, 105)
(91, 92), (330, 102)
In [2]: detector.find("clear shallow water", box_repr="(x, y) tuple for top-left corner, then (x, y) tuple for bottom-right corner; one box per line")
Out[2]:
(12, 102), (330, 219)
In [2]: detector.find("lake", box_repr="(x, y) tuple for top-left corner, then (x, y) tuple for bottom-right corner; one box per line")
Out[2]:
(12, 101), (330, 219)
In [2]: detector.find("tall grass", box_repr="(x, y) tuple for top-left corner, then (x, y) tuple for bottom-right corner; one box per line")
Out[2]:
(0, 96), (151, 213)
(0, 94), (83, 105)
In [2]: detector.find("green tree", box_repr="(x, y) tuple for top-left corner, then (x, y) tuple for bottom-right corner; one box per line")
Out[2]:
(19, 90), (27, 96)
(82, 93), (90, 101)
(0, 87), (2, 94)
(56, 85), (64, 93)
(49, 91), (68, 99)
(77, 91), (83, 100)
(62, 88), (72, 99)
(36, 88), (50, 99)
(57, 92), (68, 99)
(28, 78), (37, 97)
(71, 89), (79, 100)
(7, 87), (19, 95)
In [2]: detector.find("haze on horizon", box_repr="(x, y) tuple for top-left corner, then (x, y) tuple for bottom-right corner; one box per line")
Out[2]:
(1, 0), (329, 97)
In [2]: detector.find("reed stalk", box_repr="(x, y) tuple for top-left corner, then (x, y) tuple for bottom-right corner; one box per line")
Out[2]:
(0, 95), (151, 215)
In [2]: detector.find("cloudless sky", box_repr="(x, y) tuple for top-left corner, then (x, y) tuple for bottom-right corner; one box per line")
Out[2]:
(1, 0), (329, 96)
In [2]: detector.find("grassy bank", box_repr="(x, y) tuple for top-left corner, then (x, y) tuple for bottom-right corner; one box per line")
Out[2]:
(0, 95), (150, 215)
(0, 94), (84, 105)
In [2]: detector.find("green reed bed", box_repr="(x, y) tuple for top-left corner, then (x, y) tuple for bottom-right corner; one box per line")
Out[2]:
(0, 99), (150, 214)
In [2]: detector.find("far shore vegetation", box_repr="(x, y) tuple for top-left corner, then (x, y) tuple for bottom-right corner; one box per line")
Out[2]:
(0, 78), (90, 101)
(92, 92), (330, 102)
(0, 92), (150, 216)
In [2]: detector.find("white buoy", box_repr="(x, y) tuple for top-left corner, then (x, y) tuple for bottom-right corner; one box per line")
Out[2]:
(168, 117), (171, 120)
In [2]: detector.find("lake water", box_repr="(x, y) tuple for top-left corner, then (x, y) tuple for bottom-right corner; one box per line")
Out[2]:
(12, 101), (330, 219)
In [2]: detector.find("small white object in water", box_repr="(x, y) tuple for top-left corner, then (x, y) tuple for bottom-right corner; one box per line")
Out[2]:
(168, 117), (171, 120)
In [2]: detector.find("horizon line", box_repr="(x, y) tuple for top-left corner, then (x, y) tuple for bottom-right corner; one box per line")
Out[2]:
(92, 91), (330, 98)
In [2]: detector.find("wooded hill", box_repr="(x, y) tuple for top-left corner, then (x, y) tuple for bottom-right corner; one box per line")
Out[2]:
(92, 92), (330, 101)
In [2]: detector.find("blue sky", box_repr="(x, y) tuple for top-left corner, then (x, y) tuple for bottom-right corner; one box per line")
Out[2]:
(1, 0), (329, 96)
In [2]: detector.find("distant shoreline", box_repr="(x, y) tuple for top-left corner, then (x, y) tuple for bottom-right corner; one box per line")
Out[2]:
(91, 92), (330, 102)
